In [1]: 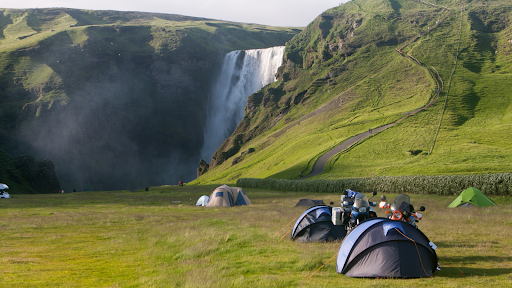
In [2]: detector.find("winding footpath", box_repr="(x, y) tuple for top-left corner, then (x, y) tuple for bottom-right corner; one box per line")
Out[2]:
(299, 0), (451, 179)
(301, 124), (394, 179)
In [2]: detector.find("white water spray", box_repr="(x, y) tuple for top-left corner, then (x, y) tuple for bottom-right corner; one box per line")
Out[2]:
(201, 46), (285, 162)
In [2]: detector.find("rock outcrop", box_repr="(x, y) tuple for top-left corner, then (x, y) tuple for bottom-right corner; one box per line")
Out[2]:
(197, 159), (210, 177)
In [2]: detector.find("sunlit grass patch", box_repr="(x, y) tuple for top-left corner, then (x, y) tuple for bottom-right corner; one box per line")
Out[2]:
(0, 187), (511, 286)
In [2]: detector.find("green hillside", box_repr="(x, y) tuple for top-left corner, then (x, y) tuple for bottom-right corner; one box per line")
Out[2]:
(0, 8), (300, 192)
(194, 0), (512, 184)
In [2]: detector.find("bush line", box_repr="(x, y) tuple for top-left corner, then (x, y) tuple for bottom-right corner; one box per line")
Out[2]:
(237, 173), (512, 196)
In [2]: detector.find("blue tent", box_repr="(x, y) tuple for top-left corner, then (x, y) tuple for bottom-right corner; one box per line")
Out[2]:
(291, 206), (346, 242)
(336, 218), (437, 278)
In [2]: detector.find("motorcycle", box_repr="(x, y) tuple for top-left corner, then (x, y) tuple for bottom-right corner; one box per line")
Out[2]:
(379, 194), (425, 228)
(380, 194), (440, 270)
(341, 190), (378, 231)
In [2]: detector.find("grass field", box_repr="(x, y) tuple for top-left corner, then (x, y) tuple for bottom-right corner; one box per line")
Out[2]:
(1, 185), (511, 287)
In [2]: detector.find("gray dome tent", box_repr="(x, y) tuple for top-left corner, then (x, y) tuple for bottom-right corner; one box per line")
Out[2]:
(291, 206), (346, 242)
(336, 218), (437, 278)
(294, 199), (325, 208)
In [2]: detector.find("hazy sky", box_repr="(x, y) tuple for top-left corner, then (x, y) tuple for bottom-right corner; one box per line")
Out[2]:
(2, 0), (349, 27)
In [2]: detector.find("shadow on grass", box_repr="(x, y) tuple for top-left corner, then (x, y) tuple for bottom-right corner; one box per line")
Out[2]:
(437, 266), (512, 277)
(436, 254), (512, 264)
(434, 253), (512, 277)
(434, 241), (500, 249)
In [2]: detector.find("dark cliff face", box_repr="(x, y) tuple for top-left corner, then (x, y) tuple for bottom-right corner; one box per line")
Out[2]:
(0, 8), (299, 191)
(13, 26), (214, 191)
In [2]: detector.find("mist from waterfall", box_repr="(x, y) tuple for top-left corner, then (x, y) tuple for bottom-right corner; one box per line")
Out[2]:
(201, 46), (285, 163)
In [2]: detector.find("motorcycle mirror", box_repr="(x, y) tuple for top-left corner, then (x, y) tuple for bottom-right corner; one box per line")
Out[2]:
(380, 195), (387, 201)
(372, 191), (377, 196)
(419, 206), (425, 211)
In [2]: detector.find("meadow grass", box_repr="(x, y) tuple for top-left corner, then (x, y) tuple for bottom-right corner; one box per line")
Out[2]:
(0, 185), (511, 287)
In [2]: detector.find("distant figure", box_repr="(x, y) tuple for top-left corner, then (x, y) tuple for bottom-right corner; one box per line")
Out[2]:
(369, 128), (372, 134)
(73, 189), (77, 192)
(299, 171), (303, 177)
(145, 187), (149, 191)
(178, 180), (183, 186)
(85, 189), (89, 191)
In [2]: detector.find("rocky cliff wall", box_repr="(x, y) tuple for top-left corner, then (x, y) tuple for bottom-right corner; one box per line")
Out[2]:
(0, 9), (300, 191)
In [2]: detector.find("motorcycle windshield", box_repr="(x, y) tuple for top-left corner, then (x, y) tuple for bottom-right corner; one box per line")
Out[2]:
(353, 194), (370, 209)
(391, 194), (411, 213)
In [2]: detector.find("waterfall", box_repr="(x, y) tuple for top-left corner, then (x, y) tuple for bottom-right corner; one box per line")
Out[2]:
(201, 46), (285, 162)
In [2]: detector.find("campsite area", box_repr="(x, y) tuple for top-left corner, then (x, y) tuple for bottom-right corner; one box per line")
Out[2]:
(0, 185), (511, 287)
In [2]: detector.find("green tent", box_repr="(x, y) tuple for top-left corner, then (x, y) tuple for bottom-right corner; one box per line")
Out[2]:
(448, 187), (497, 208)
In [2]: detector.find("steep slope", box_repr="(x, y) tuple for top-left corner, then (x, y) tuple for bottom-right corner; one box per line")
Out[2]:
(195, 0), (512, 184)
(0, 8), (300, 192)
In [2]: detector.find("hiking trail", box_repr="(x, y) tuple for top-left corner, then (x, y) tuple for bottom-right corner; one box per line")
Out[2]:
(299, 0), (453, 179)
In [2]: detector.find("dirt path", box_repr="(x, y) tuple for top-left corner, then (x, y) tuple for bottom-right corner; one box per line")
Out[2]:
(301, 123), (394, 179)
(299, 66), (442, 180)
(301, 65), (442, 179)
(299, 2), (449, 180)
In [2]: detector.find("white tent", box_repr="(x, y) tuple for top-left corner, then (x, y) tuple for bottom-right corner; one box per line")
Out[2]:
(0, 183), (10, 198)
(196, 195), (209, 206)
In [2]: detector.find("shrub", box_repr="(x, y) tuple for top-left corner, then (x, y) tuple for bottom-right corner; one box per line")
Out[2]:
(237, 173), (512, 196)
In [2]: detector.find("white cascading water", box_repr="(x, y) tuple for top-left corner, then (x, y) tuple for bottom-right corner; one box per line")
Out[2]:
(201, 46), (285, 162)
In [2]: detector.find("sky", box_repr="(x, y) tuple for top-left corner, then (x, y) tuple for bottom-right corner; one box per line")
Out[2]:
(1, 0), (349, 27)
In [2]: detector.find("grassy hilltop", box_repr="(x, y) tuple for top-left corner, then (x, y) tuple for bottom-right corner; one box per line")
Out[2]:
(0, 8), (300, 192)
(195, 0), (512, 184)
